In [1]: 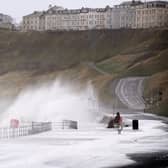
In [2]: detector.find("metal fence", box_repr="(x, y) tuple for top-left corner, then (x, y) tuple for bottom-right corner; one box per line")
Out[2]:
(29, 122), (52, 134)
(0, 122), (52, 139)
(0, 126), (31, 139)
(0, 120), (78, 139)
(52, 120), (78, 130)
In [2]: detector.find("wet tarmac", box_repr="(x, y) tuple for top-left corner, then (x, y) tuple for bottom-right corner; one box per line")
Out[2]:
(116, 151), (168, 168)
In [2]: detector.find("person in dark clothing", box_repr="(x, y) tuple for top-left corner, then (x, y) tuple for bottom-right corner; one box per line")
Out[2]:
(114, 112), (122, 125)
(107, 117), (114, 128)
(107, 112), (123, 128)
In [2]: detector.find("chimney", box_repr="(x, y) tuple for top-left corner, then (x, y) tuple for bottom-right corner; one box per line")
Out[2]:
(48, 4), (52, 9)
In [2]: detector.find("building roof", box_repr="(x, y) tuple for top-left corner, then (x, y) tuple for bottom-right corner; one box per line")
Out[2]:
(147, 0), (168, 3)
(116, 0), (143, 7)
(145, 1), (168, 5)
(46, 6), (112, 15)
(24, 11), (45, 18)
(47, 5), (64, 12)
(140, 1), (168, 8)
(121, 0), (143, 5)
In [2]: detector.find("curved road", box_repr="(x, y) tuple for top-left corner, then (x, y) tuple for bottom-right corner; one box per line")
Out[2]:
(115, 77), (146, 110)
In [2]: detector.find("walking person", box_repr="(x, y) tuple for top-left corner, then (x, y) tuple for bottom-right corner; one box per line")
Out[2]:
(114, 112), (122, 126)
(114, 112), (123, 134)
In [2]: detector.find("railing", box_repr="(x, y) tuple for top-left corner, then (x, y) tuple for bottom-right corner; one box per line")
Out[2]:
(29, 122), (52, 134)
(0, 120), (78, 139)
(0, 122), (52, 139)
(52, 120), (78, 130)
(0, 126), (31, 139)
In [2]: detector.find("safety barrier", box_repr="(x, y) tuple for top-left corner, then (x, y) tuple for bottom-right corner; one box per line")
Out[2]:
(52, 120), (78, 130)
(29, 122), (52, 134)
(0, 122), (52, 139)
(0, 120), (78, 139)
(0, 126), (31, 139)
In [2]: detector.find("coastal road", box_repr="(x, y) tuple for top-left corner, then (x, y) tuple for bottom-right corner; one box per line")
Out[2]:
(115, 77), (146, 110)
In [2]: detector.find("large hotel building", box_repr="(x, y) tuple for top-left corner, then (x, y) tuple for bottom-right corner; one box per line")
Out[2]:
(22, 1), (168, 31)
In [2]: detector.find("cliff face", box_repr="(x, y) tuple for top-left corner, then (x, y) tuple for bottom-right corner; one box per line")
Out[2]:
(0, 29), (167, 116)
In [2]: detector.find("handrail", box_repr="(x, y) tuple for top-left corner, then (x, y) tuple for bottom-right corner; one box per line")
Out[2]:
(0, 122), (52, 139)
(0, 120), (78, 139)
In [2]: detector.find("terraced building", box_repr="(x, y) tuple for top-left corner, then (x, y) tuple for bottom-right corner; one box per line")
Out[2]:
(22, 1), (168, 31)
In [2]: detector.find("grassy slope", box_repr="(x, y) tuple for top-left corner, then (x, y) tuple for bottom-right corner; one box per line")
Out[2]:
(97, 30), (168, 76)
(0, 29), (167, 116)
(96, 29), (168, 116)
(1, 29), (166, 74)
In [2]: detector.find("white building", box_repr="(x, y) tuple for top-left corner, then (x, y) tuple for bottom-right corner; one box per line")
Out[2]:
(22, 1), (168, 31)
(22, 6), (112, 31)
(22, 11), (45, 31)
(45, 6), (112, 31)
(112, 1), (143, 29)
(0, 13), (13, 29)
(112, 0), (168, 29)
(135, 1), (168, 28)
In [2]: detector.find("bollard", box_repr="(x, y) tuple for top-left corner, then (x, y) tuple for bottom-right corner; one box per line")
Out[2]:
(132, 120), (139, 130)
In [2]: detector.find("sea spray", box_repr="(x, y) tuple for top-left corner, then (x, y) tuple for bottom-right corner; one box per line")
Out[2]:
(0, 79), (101, 127)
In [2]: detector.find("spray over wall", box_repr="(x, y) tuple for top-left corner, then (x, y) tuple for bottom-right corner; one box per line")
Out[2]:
(0, 79), (101, 127)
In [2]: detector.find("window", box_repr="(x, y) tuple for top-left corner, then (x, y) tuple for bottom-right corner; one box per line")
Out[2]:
(89, 21), (93, 24)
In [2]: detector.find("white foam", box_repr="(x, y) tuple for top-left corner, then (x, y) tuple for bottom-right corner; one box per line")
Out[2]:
(0, 120), (167, 168)
(0, 80), (100, 126)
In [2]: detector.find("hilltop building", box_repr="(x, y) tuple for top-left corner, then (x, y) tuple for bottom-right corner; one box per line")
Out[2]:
(45, 6), (112, 31)
(22, 5), (112, 31)
(112, 1), (143, 29)
(22, 0), (168, 31)
(22, 11), (45, 31)
(135, 1), (168, 28)
(0, 13), (13, 29)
